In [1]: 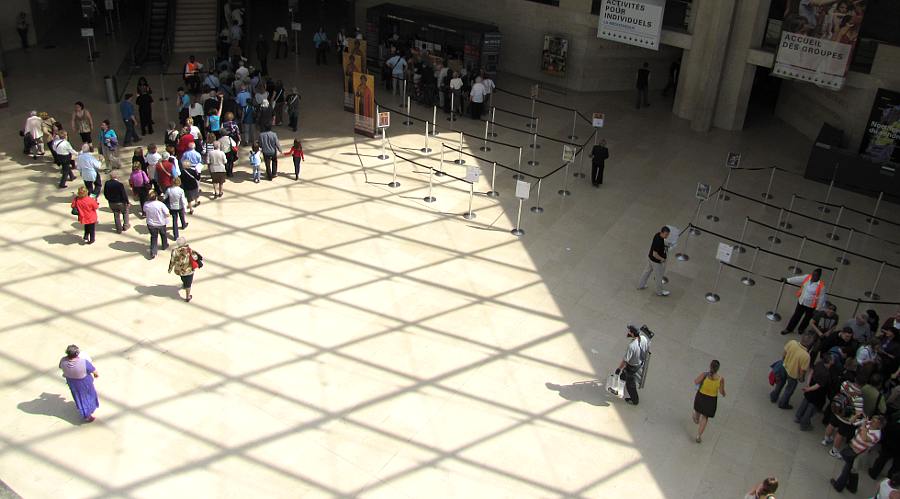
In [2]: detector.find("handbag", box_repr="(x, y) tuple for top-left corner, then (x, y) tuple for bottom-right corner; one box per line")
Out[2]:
(769, 360), (783, 386)
(190, 252), (204, 269)
(71, 205), (79, 216)
(605, 373), (626, 399)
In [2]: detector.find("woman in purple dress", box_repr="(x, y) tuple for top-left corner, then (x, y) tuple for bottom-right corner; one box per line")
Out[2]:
(58, 345), (100, 423)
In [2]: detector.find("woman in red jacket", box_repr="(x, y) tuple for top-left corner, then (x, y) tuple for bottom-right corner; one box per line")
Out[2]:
(284, 138), (305, 181)
(71, 186), (99, 244)
(176, 128), (195, 157)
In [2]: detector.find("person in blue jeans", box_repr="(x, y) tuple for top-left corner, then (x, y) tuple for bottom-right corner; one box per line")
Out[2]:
(794, 354), (835, 430)
(119, 93), (140, 145)
(770, 332), (813, 409)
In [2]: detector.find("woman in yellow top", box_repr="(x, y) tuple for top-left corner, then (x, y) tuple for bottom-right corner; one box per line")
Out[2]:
(693, 359), (726, 443)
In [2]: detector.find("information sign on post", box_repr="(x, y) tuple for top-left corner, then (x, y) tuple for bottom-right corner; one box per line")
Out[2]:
(377, 111), (390, 128)
(716, 242), (734, 263)
(81, 28), (95, 37)
(465, 166), (481, 183)
(515, 180), (531, 199)
(592, 112), (605, 128)
(291, 22), (302, 31)
(562, 144), (577, 162)
(530, 84), (540, 99)
(726, 152), (741, 168)
(105, 0), (114, 10)
(695, 182), (711, 201)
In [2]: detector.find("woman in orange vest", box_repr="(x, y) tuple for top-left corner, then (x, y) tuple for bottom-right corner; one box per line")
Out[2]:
(781, 268), (827, 335)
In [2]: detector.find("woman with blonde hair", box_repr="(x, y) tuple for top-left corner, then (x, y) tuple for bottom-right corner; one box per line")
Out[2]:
(168, 237), (202, 302)
(70, 186), (99, 244)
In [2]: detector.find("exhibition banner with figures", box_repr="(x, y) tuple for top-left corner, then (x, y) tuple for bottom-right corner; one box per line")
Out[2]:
(859, 88), (900, 166)
(772, 0), (867, 90)
(597, 0), (666, 51)
(343, 40), (367, 112)
(353, 72), (375, 138)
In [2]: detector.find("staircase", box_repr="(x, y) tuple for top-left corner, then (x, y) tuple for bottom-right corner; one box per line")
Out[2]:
(173, 0), (217, 54)
(144, 0), (169, 63)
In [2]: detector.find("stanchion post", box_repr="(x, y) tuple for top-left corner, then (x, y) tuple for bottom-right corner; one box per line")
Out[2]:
(403, 96), (413, 126)
(864, 261), (885, 300)
(423, 166), (436, 203)
(818, 163), (838, 214)
(526, 97), (536, 128)
(741, 247), (760, 286)
(707, 184), (722, 222)
(866, 191), (883, 232)
(761, 167), (776, 200)
(420, 121), (432, 153)
(388, 154), (400, 188)
(780, 194), (796, 229)
(432, 106), (438, 135)
(835, 228), (854, 265)
(480, 121), (491, 152)
(558, 163), (571, 197)
(705, 262), (724, 303)
(765, 280), (787, 321)
(513, 147), (525, 180)
(530, 179), (544, 214)
(733, 217), (750, 253)
(463, 182), (476, 220)
(567, 110), (578, 141)
(768, 209), (785, 245)
(788, 237), (807, 274)
(528, 119), (540, 166)
(826, 206), (844, 241)
(676, 225), (692, 261)
(688, 200), (704, 236)
(574, 144), (586, 179)
(448, 93), (456, 122)
(488, 107), (498, 137)
(402, 79), (407, 103)
(377, 126), (389, 161)
(719, 169), (732, 202)
(487, 162), (499, 197)
(436, 144), (445, 177)
(453, 131), (465, 165)
(511, 198), (525, 236)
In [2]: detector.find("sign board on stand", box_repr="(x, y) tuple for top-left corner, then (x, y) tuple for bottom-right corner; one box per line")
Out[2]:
(592, 112), (605, 128)
(291, 22), (302, 31)
(105, 0), (114, 10)
(716, 242), (734, 263)
(515, 180), (531, 199)
(377, 111), (390, 128)
(465, 166), (481, 183)
(562, 144), (577, 162)
(597, 0), (666, 50)
(81, 28), (95, 38)
(726, 152), (741, 168)
(530, 84), (540, 99)
(695, 182), (711, 201)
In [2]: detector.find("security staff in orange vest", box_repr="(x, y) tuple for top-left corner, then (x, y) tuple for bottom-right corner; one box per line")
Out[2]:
(781, 268), (828, 335)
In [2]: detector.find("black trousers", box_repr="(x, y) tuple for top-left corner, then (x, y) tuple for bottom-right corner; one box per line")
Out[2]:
(620, 364), (640, 403)
(591, 162), (605, 186)
(315, 46), (327, 65)
(786, 303), (816, 333)
(288, 112), (298, 132)
(140, 111), (154, 135)
(870, 447), (900, 479)
(82, 223), (95, 243)
(171, 208), (186, 238)
(264, 153), (277, 179)
(59, 159), (73, 187)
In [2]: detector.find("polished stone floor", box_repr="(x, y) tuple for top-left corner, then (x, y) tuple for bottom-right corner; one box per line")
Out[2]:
(0, 32), (899, 499)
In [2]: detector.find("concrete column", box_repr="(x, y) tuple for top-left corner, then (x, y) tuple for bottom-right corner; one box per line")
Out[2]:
(672, 0), (737, 132)
(713, 0), (772, 130)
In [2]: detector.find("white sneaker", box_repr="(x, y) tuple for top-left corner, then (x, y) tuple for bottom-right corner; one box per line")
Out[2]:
(829, 447), (841, 459)
(821, 437), (833, 446)
(657, 290), (671, 297)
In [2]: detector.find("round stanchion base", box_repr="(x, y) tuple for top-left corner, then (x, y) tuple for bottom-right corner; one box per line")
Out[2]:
(463, 212), (477, 220)
(732, 244), (746, 254)
(866, 217), (880, 226)
(528, 144), (541, 149)
(661, 276), (668, 284)
(826, 232), (840, 241)
(719, 193), (731, 201)
(766, 311), (782, 322)
(788, 265), (802, 274)
(479, 146), (492, 152)
(403, 120), (413, 126)
(423, 196), (436, 203)
(706, 215), (719, 222)
(377, 154), (390, 160)
(573, 172), (586, 178)
(530, 206), (544, 214)
(525, 122), (535, 129)
(817, 206), (831, 214)
(453, 159), (466, 165)
(567, 135), (578, 140)
(435, 171), (446, 178)
(761, 193), (774, 200)
(487, 132), (498, 138)
(767, 236), (782, 244)
(864, 291), (881, 300)
(558, 189), (571, 197)
(486, 191), (499, 198)
(527, 160), (540, 166)
(511, 228), (525, 236)
(676, 253), (689, 261)
(420, 147), (432, 153)
(689, 228), (702, 236)
(388, 181), (400, 188)
(836, 256), (850, 265)
(741, 276), (755, 286)
(779, 222), (793, 230)
(705, 293), (720, 303)
(512, 174), (525, 181)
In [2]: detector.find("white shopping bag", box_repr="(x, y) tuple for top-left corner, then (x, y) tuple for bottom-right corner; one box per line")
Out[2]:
(605, 373), (625, 399)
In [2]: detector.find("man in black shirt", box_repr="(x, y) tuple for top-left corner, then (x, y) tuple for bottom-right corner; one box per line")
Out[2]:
(102, 171), (131, 233)
(589, 139), (609, 187)
(636, 62), (650, 109)
(637, 226), (670, 296)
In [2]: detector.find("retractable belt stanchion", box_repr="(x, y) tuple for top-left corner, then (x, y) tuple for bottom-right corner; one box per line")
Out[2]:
(448, 93), (456, 122)
(453, 132), (465, 165)
(436, 144), (445, 177)
(835, 228), (854, 265)
(377, 123), (389, 161)
(761, 167), (776, 200)
(780, 194), (796, 229)
(788, 236), (807, 274)
(479, 121), (491, 152)
(463, 181), (476, 220)
(733, 217), (750, 253)
(688, 199), (704, 236)
(423, 166), (436, 203)
(402, 79), (407, 104)
(432, 106), (438, 136)
(511, 198), (525, 236)
(818, 164), (838, 214)
(403, 96), (413, 126)
(526, 96), (536, 129)
(826, 206), (844, 241)
(529, 118), (541, 149)
(720, 169), (732, 201)
(741, 247), (760, 286)
(487, 162), (499, 197)
(528, 119), (540, 166)
(567, 110), (578, 141)
(513, 148), (525, 181)
(676, 224), (693, 261)
(866, 192), (883, 231)
(575, 143), (587, 179)
(530, 179), (544, 213)
(768, 209), (785, 245)
(705, 262), (724, 303)
(488, 107), (498, 137)
(558, 163), (572, 197)
(420, 122), (432, 153)
(388, 154), (400, 188)
(707, 183), (723, 223)
(766, 280), (787, 321)
(864, 261), (886, 300)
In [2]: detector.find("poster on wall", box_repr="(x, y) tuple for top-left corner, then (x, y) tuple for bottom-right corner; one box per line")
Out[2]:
(772, 0), (868, 90)
(353, 72), (375, 138)
(541, 35), (568, 77)
(596, 0), (666, 51)
(859, 88), (900, 167)
(342, 39), (367, 112)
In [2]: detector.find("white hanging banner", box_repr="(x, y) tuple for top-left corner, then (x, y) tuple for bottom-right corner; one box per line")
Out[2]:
(597, 0), (666, 51)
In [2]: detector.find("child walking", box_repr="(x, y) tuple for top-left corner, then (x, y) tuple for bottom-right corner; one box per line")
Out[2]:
(285, 138), (305, 181)
(249, 141), (262, 183)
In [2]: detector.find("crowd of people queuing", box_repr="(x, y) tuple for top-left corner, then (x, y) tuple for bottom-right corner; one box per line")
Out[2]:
(768, 269), (900, 495)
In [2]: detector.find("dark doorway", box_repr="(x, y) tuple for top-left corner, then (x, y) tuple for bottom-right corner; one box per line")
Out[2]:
(744, 65), (783, 128)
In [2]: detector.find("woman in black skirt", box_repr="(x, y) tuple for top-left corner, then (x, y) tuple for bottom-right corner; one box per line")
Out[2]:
(693, 359), (726, 443)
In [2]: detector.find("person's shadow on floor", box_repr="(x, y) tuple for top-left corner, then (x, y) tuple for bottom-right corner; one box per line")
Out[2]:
(18, 392), (85, 425)
(545, 381), (612, 407)
(135, 284), (181, 299)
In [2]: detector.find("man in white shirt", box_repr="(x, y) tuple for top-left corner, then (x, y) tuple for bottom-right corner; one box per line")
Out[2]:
(615, 325), (648, 405)
(75, 144), (101, 196)
(54, 131), (78, 188)
(386, 53), (407, 95)
(469, 77), (486, 119)
(143, 191), (170, 258)
(481, 72), (495, 108)
(449, 72), (463, 115)
(781, 268), (827, 335)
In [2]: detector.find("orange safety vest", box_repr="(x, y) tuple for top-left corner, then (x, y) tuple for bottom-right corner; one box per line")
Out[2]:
(796, 275), (824, 308)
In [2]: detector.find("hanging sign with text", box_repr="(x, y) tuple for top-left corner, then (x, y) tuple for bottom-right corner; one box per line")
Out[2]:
(597, 0), (666, 51)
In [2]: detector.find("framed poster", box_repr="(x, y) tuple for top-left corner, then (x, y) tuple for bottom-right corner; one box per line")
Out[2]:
(353, 72), (375, 138)
(377, 111), (390, 128)
(859, 88), (900, 166)
(342, 40), (367, 112)
(592, 112), (605, 128)
(597, 0), (666, 50)
(541, 34), (568, 77)
(726, 152), (741, 168)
